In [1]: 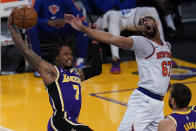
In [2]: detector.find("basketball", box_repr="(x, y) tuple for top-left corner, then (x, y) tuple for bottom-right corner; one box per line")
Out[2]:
(12, 5), (38, 29)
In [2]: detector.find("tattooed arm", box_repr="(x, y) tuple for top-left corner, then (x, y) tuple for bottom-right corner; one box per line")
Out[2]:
(7, 12), (57, 86)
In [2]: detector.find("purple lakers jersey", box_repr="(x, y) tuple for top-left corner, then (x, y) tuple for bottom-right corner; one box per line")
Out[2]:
(168, 109), (196, 131)
(46, 66), (82, 124)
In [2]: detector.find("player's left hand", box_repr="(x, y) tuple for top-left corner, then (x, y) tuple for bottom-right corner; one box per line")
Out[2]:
(64, 14), (84, 31)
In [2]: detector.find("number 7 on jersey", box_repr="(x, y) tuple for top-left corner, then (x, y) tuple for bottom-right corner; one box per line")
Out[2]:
(73, 85), (80, 100)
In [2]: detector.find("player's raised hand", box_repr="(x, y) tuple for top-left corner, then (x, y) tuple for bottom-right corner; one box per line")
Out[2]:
(64, 14), (84, 31)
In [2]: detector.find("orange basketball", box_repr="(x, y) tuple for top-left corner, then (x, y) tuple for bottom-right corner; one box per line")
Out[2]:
(12, 5), (38, 29)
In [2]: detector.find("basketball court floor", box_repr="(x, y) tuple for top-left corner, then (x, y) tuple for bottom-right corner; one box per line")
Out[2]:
(0, 58), (196, 131)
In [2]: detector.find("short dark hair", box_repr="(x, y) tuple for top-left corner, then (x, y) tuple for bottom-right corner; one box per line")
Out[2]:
(171, 83), (192, 108)
(53, 36), (75, 59)
(138, 15), (156, 26)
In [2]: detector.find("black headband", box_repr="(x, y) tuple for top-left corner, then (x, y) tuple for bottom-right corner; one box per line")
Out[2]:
(138, 16), (156, 26)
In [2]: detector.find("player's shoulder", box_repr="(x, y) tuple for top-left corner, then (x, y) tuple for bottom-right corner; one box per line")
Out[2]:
(160, 117), (175, 125)
(54, 65), (60, 72)
(131, 35), (146, 39)
(158, 117), (176, 131)
(164, 40), (171, 49)
(130, 35), (149, 43)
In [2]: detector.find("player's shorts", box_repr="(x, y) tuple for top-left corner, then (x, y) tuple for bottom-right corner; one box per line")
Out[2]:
(48, 117), (93, 131)
(118, 89), (164, 131)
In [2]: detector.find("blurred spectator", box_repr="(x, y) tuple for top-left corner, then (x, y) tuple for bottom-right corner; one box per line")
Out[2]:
(81, 0), (136, 16)
(96, 7), (165, 74)
(27, 0), (89, 77)
(81, 0), (137, 74)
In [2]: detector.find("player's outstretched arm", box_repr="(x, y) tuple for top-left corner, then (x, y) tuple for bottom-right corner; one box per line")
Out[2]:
(77, 43), (102, 81)
(7, 12), (57, 86)
(64, 14), (134, 50)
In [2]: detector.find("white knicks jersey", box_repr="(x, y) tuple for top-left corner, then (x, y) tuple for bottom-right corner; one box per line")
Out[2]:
(131, 36), (172, 96)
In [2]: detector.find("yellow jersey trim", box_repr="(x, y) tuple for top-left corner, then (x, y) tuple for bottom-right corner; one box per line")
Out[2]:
(51, 98), (57, 116)
(64, 117), (83, 126)
(51, 118), (58, 131)
(54, 66), (65, 112)
(168, 115), (177, 126)
(191, 105), (195, 110)
(173, 109), (191, 115)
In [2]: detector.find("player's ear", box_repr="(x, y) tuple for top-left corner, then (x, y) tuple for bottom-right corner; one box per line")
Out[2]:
(171, 98), (175, 105)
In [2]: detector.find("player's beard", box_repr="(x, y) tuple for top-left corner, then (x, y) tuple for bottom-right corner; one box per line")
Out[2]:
(64, 65), (73, 70)
(56, 60), (73, 70)
(169, 98), (173, 109)
(143, 25), (157, 38)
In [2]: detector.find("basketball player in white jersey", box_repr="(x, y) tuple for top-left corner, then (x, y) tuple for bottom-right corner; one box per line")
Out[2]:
(64, 14), (172, 131)
(96, 7), (165, 74)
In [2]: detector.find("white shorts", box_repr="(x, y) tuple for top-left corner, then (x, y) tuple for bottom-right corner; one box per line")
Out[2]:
(118, 89), (164, 131)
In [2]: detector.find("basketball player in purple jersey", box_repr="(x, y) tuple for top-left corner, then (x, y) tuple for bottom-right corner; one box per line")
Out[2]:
(7, 10), (101, 131)
(158, 83), (196, 131)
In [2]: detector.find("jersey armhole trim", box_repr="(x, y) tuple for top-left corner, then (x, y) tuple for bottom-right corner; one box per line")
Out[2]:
(54, 66), (60, 81)
(145, 42), (155, 59)
(63, 117), (84, 126)
(168, 115), (177, 127)
(166, 42), (171, 51)
(53, 66), (65, 112)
